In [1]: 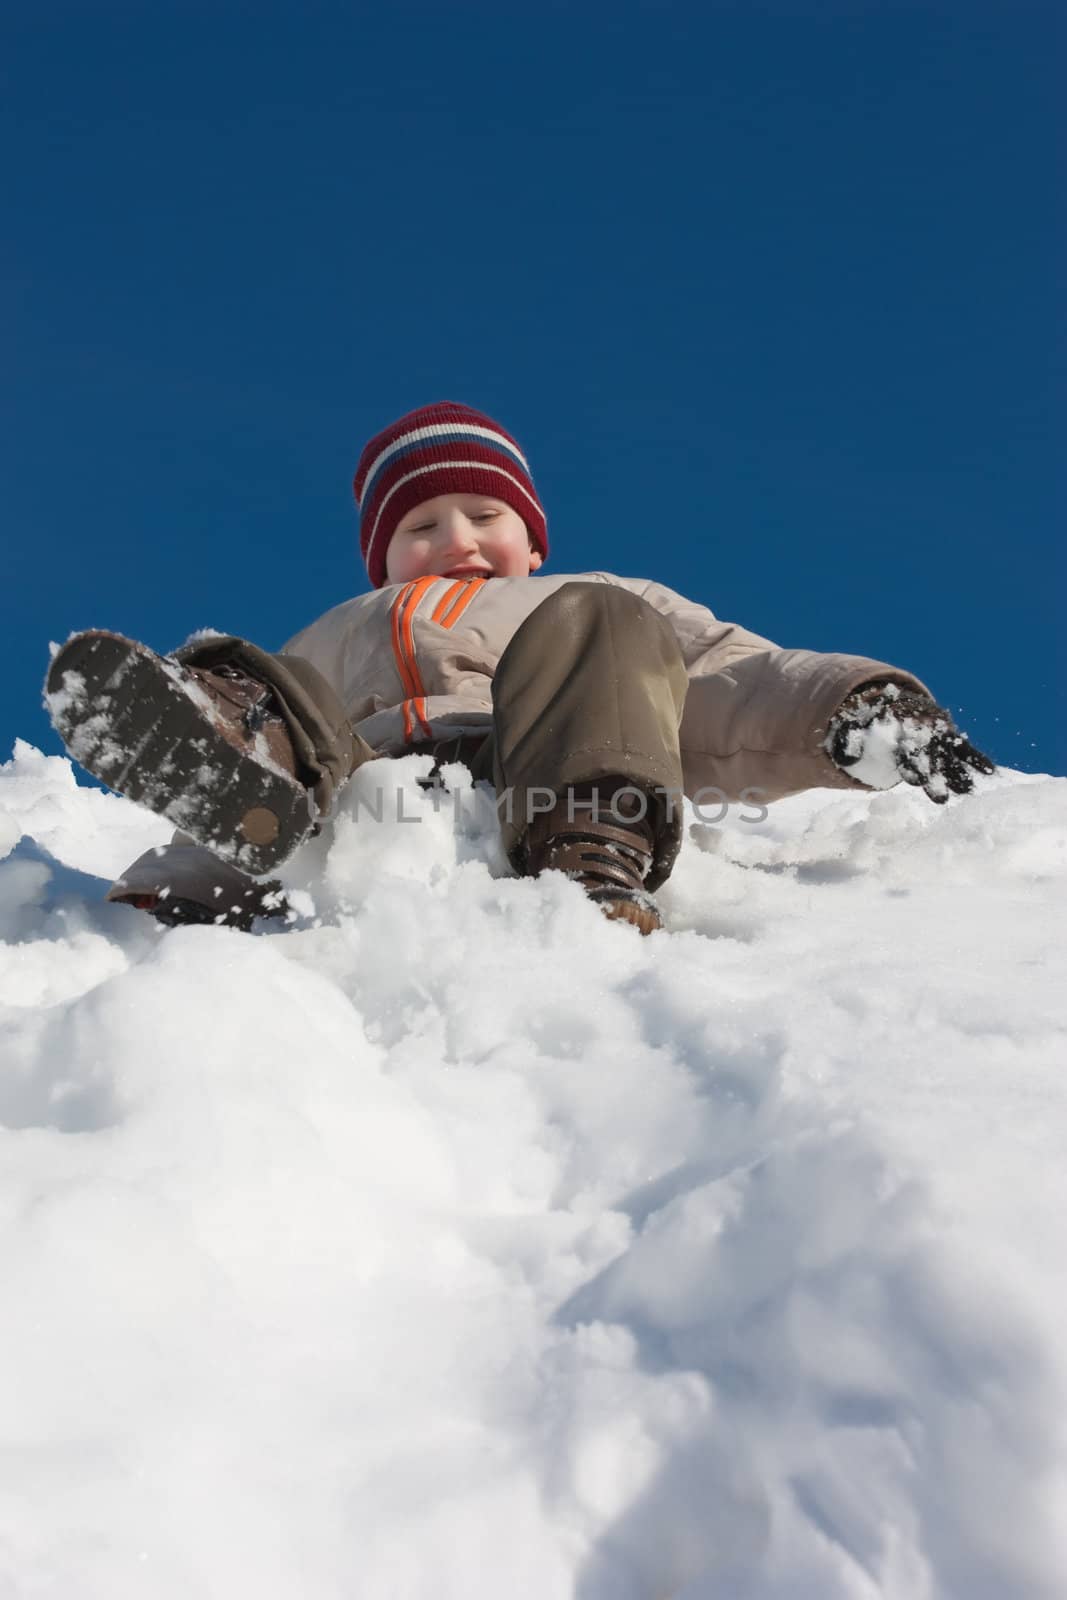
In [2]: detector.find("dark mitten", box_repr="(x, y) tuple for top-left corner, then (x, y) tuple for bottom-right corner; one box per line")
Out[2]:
(827, 682), (996, 804)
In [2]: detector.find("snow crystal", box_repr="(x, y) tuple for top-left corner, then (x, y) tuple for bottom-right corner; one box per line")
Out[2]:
(1, 741), (1066, 1597)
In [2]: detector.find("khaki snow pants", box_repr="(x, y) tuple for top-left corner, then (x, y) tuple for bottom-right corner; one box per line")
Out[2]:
(192, 582), (690, 889)
(473, 581), (688, 888)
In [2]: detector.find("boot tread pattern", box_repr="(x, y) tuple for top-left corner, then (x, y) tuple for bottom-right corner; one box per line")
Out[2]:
(46, 630), (312, 875)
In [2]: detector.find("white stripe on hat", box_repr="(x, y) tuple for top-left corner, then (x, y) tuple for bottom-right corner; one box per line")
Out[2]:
(358, 422), (531, 508)
(365, 460), (544, 575)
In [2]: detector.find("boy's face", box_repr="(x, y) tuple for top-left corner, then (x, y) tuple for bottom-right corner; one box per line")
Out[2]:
(384, 493), (544, 585)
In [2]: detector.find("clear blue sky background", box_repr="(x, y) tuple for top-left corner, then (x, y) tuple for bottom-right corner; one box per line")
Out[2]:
(4, 1), (1064, 778)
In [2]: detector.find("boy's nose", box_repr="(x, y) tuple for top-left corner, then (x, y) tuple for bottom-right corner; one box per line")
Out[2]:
(441, 514), (478, 551)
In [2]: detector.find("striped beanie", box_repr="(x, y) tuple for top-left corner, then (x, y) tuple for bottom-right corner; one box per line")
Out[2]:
(353, 401), (549, 588)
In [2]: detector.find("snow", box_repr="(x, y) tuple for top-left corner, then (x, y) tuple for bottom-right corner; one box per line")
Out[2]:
(836, 708), (921, 792)
(1, 737), (1066, 1598)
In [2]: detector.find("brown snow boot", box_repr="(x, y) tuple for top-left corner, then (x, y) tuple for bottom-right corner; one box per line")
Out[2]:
(524, 778), (663, 935)
(45, 630), (316, 875)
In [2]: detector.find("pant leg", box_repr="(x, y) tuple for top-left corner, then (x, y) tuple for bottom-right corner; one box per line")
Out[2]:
(175, 635), (375, 817)
(489, 582), (689, 889)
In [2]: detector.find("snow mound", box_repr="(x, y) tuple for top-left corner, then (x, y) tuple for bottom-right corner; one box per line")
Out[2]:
(2, 740), (1066, 1598)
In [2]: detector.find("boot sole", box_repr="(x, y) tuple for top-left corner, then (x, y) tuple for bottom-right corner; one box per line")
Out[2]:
(45, 630), (313, 875)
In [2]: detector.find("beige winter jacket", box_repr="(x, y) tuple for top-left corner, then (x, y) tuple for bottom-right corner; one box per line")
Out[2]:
(284, 571), (927, 801)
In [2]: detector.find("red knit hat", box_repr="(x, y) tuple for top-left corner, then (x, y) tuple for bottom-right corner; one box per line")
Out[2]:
(353, 401), (549, 588)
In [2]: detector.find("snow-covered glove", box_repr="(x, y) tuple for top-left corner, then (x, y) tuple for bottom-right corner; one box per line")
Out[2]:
(826, 682), (996, 804)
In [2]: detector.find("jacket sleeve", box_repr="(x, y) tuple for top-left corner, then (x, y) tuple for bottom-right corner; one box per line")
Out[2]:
(624, 577), (931, 803)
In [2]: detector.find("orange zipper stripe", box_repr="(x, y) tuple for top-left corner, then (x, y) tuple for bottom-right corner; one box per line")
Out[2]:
(390, 578), (437, 742)
(400, 579), (435, 705)
(390, 583), (421, 700)
(391, 575), (487, 745)
(431, 580), (467, 624)
(438, 576), (487, 629)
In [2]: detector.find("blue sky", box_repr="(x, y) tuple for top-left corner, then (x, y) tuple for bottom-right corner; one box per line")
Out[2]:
(4, 1), (1064, 778)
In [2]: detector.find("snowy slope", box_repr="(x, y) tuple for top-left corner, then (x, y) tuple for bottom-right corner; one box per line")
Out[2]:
(1, 739), (1065, 1600)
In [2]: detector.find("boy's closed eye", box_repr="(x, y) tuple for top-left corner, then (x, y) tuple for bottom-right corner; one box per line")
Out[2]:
(405, 509), (500, 535)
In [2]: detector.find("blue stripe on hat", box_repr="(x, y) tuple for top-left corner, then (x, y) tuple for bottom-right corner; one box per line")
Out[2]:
(359, 428), (529, 511)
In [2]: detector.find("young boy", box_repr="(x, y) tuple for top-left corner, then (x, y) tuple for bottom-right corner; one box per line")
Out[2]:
(46, 401), (995, 934)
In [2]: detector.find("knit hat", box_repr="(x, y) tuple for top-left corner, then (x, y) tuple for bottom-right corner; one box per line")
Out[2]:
(353, 401), (549, 588)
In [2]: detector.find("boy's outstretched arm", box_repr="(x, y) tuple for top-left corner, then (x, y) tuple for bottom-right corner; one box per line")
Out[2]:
(622, 578), (995, 805)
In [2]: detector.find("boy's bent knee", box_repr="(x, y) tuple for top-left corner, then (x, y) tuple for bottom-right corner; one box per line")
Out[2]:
(520, 583), (685, 671)
(546, 581), (667, 629)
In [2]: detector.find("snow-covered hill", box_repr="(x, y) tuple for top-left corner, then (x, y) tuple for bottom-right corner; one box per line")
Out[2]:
(2, 740), (1065, 1599)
